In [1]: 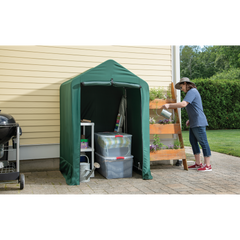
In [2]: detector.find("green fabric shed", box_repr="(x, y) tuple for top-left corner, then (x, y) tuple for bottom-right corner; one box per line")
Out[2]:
(60, 59), (153, 185)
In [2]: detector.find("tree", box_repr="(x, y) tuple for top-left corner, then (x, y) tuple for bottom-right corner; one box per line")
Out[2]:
(180, 45), (215, 79)
(180, 45), (240, 80)
(215, 46), (240, 71)
(180, 45), (201, 79)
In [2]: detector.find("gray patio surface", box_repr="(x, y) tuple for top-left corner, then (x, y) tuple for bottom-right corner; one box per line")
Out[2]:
(0, 147), (240, 198)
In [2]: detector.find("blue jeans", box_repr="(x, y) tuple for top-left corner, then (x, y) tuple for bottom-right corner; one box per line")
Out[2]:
(189, 126), (211, 157)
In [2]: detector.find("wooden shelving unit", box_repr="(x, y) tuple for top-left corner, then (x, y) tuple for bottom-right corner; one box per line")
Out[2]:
(149, 82), (188, 170)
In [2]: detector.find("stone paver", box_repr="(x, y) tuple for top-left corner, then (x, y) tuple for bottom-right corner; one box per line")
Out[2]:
(1, 146), (240, 194)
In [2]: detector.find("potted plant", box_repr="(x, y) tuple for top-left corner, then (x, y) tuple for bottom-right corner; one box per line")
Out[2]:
(149, 85), (175, 110)
(150, 136), (181, 152)
(149, 115), (180, 135)
(149, 117), (156, 124)
(149, 130), (185, 162)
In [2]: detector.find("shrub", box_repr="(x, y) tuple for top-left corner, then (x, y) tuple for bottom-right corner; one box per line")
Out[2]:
(181, 78), (240, 130)
(209, 68), (240, 80)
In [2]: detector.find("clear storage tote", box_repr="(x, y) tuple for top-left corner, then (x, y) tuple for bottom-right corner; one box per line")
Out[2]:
(94, 132), (132, 157)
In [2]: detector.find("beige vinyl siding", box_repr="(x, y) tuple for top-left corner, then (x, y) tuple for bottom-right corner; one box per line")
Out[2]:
(0, 46), (172, 145)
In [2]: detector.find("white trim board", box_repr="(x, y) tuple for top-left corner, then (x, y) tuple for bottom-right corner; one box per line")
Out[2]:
(7, 144), (60, 161)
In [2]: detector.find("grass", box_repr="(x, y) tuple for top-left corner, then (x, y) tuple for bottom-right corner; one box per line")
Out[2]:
(182, 129), (240, 157)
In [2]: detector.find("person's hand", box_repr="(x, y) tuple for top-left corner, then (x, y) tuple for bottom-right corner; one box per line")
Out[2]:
(186, 120), (190, 127)
(162, 104), (170, 109)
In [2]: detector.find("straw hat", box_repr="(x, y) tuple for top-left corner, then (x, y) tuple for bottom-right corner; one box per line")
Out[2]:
(175, 77), (196, 90)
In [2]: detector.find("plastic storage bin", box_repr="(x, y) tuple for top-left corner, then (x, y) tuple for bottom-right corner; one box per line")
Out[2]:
(95, 152), (133, 179)
(94, 132), (132, 157)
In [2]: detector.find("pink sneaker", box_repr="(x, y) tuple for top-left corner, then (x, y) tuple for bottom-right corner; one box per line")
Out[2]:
(197, 164), (212, 172)
(188, 163), (203, 169)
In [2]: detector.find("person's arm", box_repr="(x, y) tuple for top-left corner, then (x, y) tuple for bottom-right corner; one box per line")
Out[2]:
(162, 101), (189, 109)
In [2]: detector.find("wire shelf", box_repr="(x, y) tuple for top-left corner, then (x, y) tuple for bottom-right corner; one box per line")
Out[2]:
(0, 162), (16, 174)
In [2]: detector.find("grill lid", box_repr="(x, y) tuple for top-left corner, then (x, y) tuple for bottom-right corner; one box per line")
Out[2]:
(0, 110), (17, 126)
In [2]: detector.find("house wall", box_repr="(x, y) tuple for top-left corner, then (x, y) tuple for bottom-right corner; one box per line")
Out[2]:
(0, 45), (172, 160)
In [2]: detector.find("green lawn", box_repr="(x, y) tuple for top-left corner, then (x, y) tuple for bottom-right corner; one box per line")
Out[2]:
(182, 129), (240, 157)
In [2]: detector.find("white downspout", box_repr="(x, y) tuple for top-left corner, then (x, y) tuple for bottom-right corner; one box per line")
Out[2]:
(172, 45), (182, 166)
(171, 45), (181, 126)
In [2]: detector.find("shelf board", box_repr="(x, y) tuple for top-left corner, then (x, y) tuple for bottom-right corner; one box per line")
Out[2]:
(149, 99), (176, 109)
(150, 148), (186, 161)
(149, 123), (181, 134)
(80, 122), (94, 126)
(80, 147), (94, 152)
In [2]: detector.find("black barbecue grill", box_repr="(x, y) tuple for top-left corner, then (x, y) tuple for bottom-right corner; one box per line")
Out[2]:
(0, 112), (16, 144)
(0, 110), (25, 190)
